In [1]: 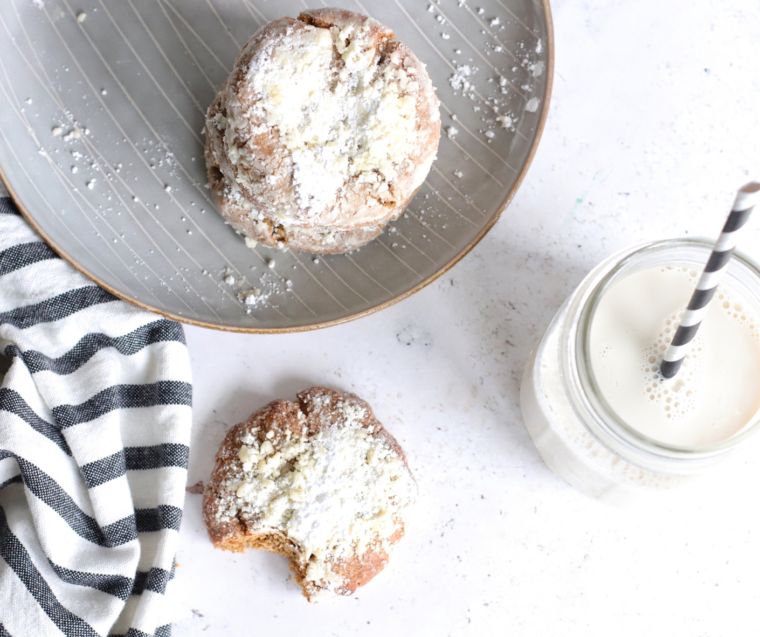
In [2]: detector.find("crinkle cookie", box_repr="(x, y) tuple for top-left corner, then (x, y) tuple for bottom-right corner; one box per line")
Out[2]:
(204, 8), (441, 253)
(203, 387), (416, 601)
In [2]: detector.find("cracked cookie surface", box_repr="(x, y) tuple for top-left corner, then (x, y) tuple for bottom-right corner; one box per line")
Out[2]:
(203, 387), (416, 601)
(204, 8), (440, 253)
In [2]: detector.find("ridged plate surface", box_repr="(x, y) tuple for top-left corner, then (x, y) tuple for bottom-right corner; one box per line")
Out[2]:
(0, 0), (552, 331)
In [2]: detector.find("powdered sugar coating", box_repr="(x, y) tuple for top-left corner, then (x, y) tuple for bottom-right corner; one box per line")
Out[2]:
(204, 387), (416, 601)
(204, 8), (441, 253)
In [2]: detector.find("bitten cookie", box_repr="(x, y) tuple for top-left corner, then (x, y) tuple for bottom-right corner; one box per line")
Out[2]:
(203, 387), (416, 602)
(204, 8), (441, 253)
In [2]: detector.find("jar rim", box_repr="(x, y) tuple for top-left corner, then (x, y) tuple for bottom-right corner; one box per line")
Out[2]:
(573, 238), (760, 460)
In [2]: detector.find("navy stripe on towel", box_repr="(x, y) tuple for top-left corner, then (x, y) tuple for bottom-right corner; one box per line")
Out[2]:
(125, 444), (189, 472)
(131, 566), (173, 596)
(0, 475), (22, 492)
(111, 625), (172, 637)
(0, 242), (58, 277)
(52, 382), (192, 429)
(4, 320), (186, 376)
(14, 458), (137, 548)
(0, 389), (71, 455)
(0, 506), (100, 637)
(0, 286), (117, 329)
(80, 452), (127, 489)
(48, 561), (133, 601)
(0, 198), (20, 215)
(136, 506), (182, 533)
(80, 444), (190, 488)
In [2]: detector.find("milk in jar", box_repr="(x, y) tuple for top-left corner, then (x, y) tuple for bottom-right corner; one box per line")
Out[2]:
(520, 240), (760, 503)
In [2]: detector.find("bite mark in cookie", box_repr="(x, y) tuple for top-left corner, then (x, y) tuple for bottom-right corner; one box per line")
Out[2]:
(203, 387), (416, 601)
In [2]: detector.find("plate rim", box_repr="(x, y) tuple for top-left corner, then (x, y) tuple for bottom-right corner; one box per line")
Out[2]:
(0, 0), (554, 334)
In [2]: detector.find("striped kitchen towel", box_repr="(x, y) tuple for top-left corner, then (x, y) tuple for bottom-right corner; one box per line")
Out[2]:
(0, 197), (192, 637)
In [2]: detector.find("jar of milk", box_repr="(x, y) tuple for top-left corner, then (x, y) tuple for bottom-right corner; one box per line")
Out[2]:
(520, 239), (760, 504)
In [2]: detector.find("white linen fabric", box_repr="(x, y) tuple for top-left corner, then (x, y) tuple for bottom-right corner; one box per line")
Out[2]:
(0, 197), (192, 637)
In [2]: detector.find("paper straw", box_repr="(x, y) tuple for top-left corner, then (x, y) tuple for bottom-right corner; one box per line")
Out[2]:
(660, 182), (760, 379)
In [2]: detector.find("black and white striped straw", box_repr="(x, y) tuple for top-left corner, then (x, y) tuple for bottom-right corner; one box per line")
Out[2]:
(660, 182), (760, 379)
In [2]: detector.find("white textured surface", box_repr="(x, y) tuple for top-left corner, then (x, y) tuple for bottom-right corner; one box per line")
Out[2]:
(172, 0), (760, 635)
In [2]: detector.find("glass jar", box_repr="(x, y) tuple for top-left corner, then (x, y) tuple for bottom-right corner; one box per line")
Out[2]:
(520, 239), (760, 504)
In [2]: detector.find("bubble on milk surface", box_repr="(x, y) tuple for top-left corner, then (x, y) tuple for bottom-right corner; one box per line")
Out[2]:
(639, 309), (703, 421)
(658, 267), (760, 343)
(640, 272), (760, 420)
(716, 288), (760, 343)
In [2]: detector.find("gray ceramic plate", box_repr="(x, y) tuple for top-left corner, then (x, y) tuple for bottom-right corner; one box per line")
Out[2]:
(0, 0), (552, 332)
